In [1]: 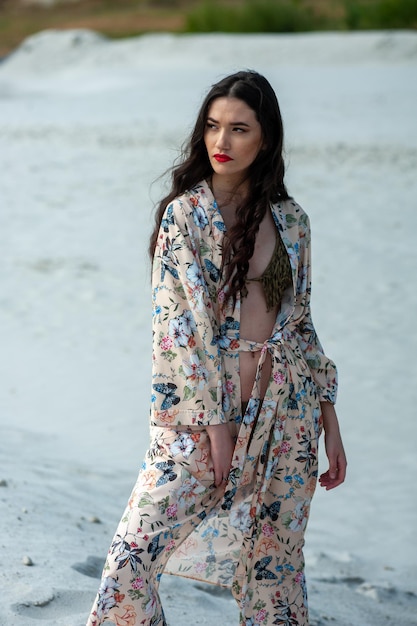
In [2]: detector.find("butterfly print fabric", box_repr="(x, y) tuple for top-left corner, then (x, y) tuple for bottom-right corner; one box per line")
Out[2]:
(87, 181), (337, 626)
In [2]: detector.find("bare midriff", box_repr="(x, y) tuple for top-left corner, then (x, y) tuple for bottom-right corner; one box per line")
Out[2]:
(239, 282), (278, 402)
(239, 212), (280, 403)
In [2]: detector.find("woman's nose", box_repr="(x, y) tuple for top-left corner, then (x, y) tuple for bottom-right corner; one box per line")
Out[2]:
(216, 129), (231, 151)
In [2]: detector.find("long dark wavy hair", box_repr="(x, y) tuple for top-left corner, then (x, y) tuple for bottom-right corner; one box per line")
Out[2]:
(149, 70), (289, 308)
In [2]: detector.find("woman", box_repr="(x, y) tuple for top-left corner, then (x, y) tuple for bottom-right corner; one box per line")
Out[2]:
(87, 70), (346, 626)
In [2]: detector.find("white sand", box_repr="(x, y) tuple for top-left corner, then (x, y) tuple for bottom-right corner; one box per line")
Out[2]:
(1, 29), (417, 626)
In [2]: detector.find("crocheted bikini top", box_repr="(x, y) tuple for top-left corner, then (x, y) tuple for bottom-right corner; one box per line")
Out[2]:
(243, 232), (293, 312)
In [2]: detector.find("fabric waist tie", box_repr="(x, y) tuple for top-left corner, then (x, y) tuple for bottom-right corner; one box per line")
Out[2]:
(220, 328), (309, 601)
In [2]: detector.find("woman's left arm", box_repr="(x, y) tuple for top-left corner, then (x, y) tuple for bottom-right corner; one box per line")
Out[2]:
(319, 401), (347, 490)
(288, 205), (346, 488)
(291, 210), (338, 405)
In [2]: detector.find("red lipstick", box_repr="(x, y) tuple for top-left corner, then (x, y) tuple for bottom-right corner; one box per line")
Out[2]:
(214, 154), (233, 163)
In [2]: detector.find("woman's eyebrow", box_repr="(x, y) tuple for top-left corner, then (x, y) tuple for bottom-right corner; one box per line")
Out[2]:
(207, 116), (250, 127)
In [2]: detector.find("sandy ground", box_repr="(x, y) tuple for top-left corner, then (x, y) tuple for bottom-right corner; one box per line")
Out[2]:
(1, 29), (417, 626)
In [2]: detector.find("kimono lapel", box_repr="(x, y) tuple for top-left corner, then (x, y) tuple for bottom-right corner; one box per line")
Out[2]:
(271, 200), (299, 292)
(201, 181), (300, 293)
(271, 200), (299, 330)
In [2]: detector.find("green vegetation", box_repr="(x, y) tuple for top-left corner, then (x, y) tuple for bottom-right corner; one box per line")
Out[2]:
(185, 0), (417, 33)
(0, 0), (416, 57)
(0, 0), (184, 56)
(345, 0), (417, 29)
(186, 1), (334, 34)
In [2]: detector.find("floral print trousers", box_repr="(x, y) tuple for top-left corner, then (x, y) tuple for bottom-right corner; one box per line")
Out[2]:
(87, 396), (320, 626)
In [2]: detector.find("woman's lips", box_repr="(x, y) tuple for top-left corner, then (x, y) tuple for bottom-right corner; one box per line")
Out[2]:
(214, 154), (233, 163)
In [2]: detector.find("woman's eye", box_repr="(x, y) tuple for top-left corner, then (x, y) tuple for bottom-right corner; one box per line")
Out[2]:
(206, 123), (217, 130)
(233, 127), (246, 133)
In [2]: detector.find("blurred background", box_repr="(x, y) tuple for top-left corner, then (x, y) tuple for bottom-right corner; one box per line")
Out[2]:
(1, 0), (417, 57)
(1, 2), (416, 624)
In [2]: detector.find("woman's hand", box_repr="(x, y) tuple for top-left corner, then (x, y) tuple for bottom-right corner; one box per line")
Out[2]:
(206, 423), (235, 488)
(319, 402), (347, 491)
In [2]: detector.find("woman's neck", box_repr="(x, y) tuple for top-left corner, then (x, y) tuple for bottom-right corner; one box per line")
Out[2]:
(210, 174), (249, 213)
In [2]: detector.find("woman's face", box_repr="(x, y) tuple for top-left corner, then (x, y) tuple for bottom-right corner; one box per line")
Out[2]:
(204, 96), (264, 184)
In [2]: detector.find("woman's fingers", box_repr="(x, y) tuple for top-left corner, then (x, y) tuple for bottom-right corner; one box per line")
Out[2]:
(319, 451), (347, 490)
(206, 423), (235, 487)
(212, 445), (234, 487)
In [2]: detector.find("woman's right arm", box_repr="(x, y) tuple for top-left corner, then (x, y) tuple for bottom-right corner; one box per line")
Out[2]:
(151, 198), (226, 429)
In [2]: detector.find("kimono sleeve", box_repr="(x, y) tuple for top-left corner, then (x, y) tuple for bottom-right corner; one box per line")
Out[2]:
(295, 213), (338, 404)
(150, 198), (225, 427)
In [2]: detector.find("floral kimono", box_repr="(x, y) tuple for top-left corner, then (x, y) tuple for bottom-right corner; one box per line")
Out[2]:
(87, 180), (337, 626)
